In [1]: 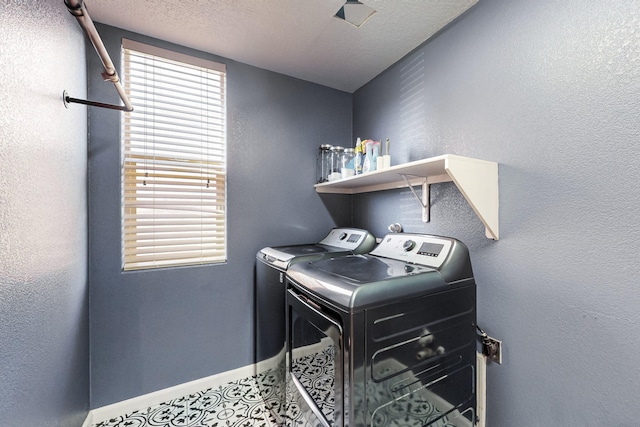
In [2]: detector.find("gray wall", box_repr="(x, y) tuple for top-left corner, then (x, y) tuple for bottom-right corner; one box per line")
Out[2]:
(353, 0), (639, 425)
(88, 24), (352, 407)
(0, 1), (89, 426)
(3, 1), (636, 424)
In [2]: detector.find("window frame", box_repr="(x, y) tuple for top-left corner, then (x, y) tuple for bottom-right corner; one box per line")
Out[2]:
(121, 39), (227, 271)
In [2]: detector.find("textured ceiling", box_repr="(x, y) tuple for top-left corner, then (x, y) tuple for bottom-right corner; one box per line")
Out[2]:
(86, 0), (478, 93)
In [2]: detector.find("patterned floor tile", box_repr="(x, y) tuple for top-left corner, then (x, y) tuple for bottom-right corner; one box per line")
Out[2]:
(92, 353), (461, 427)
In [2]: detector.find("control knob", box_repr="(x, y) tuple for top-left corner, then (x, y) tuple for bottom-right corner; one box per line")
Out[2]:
(403, 240), (416, 252)
(339, 232), (348, 240)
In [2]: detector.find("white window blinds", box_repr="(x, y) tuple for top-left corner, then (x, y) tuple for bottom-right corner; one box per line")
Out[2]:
(122, 39), (227, 271)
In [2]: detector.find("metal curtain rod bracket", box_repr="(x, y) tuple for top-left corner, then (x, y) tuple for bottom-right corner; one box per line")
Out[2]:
(399, 174), (431, 223)
(63, 0), (133, 112)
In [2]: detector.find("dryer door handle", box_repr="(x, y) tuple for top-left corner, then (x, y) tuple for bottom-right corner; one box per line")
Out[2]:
(287, 289), (342, 340)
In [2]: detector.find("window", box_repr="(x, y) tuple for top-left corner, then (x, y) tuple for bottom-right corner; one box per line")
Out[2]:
(121, 39), (226, 271)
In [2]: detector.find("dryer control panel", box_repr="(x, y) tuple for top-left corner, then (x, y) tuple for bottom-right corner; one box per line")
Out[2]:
(319, 227), (375, 251)
(370, 233), (453, 268)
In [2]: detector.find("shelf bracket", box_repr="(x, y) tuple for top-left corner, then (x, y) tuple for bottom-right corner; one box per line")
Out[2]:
(444, 156), (499, 240)
(400, 174), (430, 223)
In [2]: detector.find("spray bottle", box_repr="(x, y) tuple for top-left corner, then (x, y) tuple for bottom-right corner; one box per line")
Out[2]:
(354, 138), (363, 175)
(363, 139), (373, 173)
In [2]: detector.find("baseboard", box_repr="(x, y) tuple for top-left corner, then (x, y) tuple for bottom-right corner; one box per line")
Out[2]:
(85, 363), (257, 426)
(476, 351), (487, 427)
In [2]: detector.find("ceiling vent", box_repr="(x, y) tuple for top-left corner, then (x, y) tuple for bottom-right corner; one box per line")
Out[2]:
(334, 0), (376, 28)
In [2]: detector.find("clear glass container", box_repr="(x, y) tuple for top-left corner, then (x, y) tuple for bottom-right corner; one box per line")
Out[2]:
(341, 148), (355, 178)
(316, 144), (333, 183)
(329, 146), (344, 181)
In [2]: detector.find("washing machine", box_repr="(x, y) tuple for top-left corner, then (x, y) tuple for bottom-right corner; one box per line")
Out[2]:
(255, 227), (376, 425)
(286, 233), (477, 427)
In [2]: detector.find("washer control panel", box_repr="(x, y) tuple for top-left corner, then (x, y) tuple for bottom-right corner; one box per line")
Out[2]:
(319, 227), (375, 251)
(370, 233), (453, 268)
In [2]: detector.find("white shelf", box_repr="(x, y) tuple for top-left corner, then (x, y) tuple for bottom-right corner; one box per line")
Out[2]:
(315, 154), (499, 240)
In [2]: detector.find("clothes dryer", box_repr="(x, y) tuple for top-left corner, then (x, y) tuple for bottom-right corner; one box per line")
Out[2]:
(255, 227), (376, 425)
(286, 233), (477, 427)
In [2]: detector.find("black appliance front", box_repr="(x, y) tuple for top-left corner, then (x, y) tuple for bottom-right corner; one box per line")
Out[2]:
(288, 288), (344, 427)
(285, 233), (477, 427)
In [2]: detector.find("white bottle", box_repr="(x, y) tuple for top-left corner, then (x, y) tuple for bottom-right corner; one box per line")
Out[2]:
(354, 138), (363, 175)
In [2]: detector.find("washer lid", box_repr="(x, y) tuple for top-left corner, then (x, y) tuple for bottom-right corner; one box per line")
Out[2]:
(260, 244), (330, 263)
(310, 254), (435, 282)
(287, 254), (445, 310)
(257, 227), (377, 268)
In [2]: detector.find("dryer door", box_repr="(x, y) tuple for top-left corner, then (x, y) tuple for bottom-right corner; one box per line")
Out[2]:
(287, 288), (344, 427)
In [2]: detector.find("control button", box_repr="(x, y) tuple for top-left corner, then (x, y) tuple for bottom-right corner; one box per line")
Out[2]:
(339, 232), (348, 240)
(403, 240), (416, 251)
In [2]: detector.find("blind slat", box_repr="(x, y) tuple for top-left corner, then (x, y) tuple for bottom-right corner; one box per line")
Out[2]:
(125, 241), (225, 251)
(123, 156), (225, 168)
(124, 227), (225, 234)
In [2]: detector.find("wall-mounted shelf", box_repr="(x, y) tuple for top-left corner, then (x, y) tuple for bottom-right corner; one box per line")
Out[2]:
(314, 154), (499, 240)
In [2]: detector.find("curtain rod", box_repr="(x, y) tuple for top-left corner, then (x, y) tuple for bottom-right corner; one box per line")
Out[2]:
(63, 0), (133, 112)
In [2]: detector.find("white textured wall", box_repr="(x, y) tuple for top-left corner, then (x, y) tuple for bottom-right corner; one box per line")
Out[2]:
(0, 1), (89, 425)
